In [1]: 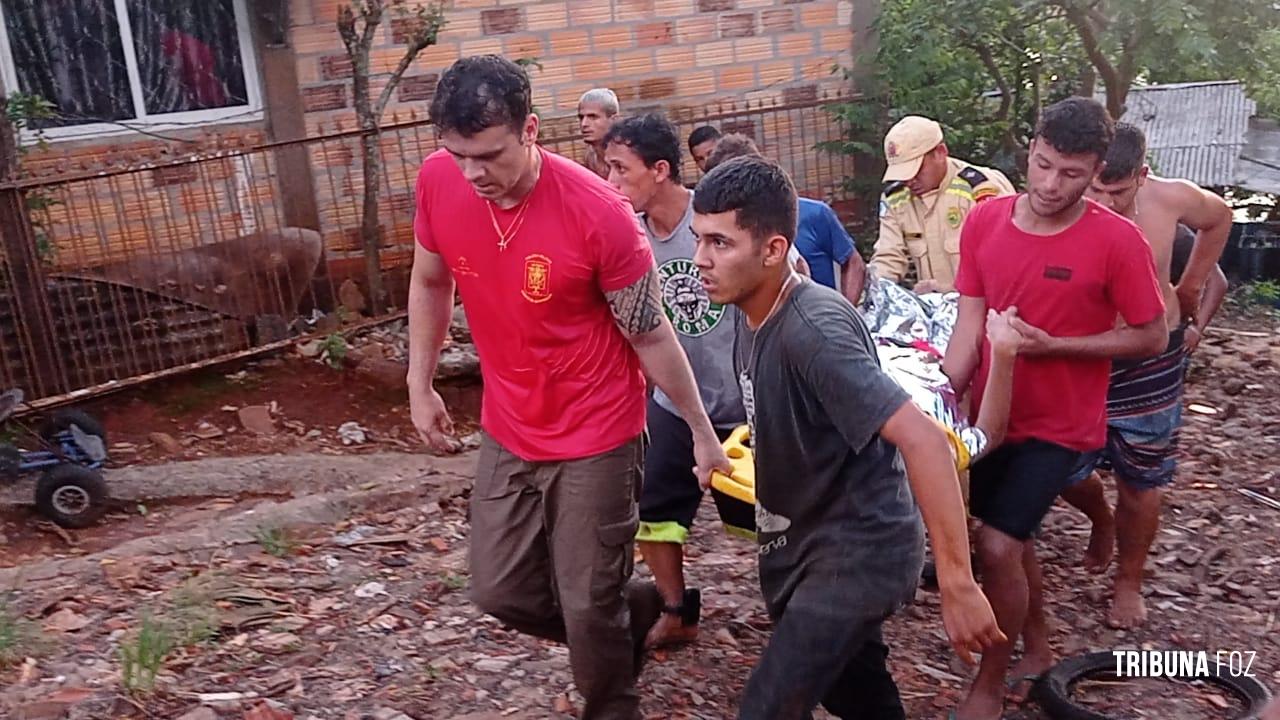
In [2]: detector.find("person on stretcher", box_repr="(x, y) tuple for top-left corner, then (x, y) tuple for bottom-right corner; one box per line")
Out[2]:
(710, 305), (1024, 523)
(918, 305), (1023, 471)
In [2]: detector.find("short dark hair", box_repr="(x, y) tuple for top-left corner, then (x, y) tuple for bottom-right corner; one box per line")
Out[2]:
(688, 125), (721, 151)
(1035, 97), (1114, 160)
(1099, 123), (1148, 183)
(693, 155), (797, 243)
(602, 113), (682, 183)
(703, 133), (760, 173)
(429, 55), (531, 137)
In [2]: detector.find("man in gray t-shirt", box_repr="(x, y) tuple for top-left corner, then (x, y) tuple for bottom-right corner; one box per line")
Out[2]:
(692, 156), (1002, 720)
(603, 114), (744, 649)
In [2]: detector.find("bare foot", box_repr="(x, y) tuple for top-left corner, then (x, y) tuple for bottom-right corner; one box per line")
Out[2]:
(954, 684), (1005, 720)
(644, 613), (698, 649)
(1082, 518), (1116, 574)
(1108, 584), (1148, 629)
(1006, 652), (1055, 704)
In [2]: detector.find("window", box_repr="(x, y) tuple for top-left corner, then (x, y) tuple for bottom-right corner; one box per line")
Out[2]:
(0, 0), (261, 140)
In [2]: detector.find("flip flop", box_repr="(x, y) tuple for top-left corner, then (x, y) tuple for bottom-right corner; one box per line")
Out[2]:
(1005, 674), (1043, 703)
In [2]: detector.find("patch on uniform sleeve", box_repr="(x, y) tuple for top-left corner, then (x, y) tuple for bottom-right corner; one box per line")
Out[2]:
(946, 206), (963, 228)
(958, 166), (990, 188)
(879, 199), (890, 217)
(973, 186), (1000, 203)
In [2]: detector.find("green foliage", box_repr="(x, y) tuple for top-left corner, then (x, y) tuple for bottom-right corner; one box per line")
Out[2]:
(1248, 280), (1280, 306)
(5, 92), (61, 263)
(118, 614), (177, 693)
(0, 597), (42, 668)
(253, 524), (298, 558)
(4, 91), (55, 144)
(319, 333), (349, 369)
(828, 0), (1280, 228)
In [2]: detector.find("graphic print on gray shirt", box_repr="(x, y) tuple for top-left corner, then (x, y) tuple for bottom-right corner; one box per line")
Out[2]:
(734, 280), (925, 617)
(645, 191), (745, 429)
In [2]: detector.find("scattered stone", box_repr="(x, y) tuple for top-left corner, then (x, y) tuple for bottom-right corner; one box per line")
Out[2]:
(297, 339), (324, 359)
(255, 632), (302, 655)
(339, 279), (367, 315)
(238, 405), (276, 436)
(176, 707), (218, 720)
(148, 430), (184, 453)
(338, 422), (368, 445)
(354, 357), (409, 391)
(192, 422), (225, 440)
(354, 582), (387, 599)
(42, 608), (91, 633)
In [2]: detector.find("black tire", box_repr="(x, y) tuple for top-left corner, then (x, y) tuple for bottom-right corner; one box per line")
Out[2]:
(39, 409), (107, 445)
(1033, 651), (1274, 720)
(35, 464), (109, 528)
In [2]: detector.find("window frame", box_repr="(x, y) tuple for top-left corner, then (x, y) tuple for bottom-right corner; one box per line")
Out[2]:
(0, 0), (263, 142)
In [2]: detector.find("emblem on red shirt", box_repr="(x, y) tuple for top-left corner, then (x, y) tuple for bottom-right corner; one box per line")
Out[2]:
(522, 254), (552, 303)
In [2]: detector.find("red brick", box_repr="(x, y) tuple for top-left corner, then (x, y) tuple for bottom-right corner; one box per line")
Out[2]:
(697, 0), (734, 11)
(391, 16), (441, 45)
(397, 74), (439, 103)
(319, 55), (353, 80)
(481, 8), (524, 35)
(761, 8), (797, 32)
(720, 12), (756, 37)
(638, 77), (677, 100)
(151, 163), (198, 188)
(637, 21), (675, 47)
(302, 84), (348, 112)
(783, 84), (819, 105)
(722, 119), (756, 139)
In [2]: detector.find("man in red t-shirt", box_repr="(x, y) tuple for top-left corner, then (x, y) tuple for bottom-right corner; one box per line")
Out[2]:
(408, 56), (729, 720)
(944, 98), (1167, 720)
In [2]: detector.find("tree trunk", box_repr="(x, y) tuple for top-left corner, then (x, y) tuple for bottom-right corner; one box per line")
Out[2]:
(359, 128), (384, 313)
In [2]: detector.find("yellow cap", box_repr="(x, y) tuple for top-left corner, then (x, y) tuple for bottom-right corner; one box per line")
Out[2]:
(883, 116), (944, 182)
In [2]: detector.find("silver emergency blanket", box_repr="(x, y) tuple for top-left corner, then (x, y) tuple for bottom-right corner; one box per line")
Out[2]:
(874, 344), (989, 463)
(858, 276), (959, 353)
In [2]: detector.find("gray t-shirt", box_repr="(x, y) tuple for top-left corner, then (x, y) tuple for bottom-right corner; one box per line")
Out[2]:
(734, 280), (925, 617)
(646, 192), (744, 428)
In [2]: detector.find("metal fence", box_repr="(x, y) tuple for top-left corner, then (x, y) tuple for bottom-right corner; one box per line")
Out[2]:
(0, 91), (858, 406)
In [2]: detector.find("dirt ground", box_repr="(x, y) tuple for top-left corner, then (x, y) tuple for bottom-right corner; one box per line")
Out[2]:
(1, 305), (1278, 720)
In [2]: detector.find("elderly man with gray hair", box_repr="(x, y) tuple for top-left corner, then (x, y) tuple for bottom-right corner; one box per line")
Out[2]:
(579, 88), (620, 179)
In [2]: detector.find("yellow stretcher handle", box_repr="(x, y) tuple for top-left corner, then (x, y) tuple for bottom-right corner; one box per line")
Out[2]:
(709, 421), (969, 504)
(709, 425), (755, 503)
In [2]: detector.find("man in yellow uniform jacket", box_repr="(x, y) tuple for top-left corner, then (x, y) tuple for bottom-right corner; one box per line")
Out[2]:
(856, 116), (1015, 298)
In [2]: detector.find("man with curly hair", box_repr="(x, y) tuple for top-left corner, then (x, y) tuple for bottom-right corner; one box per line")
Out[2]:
(944, 97), (1168, 720)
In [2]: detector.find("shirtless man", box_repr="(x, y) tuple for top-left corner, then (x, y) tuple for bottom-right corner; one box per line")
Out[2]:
(1061, 123), (1233, 629)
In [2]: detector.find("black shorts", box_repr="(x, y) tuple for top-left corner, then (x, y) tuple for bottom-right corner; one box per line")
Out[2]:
(969, 439), (1087, 541)
(637, 399), (734, 544)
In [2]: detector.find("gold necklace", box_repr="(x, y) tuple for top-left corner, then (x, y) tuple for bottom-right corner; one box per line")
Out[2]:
(487, 197), (532, 251)
(487, 149), (541, 251)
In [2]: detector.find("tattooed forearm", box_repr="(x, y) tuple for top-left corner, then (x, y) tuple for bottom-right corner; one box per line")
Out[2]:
(606, 268), (664, 337)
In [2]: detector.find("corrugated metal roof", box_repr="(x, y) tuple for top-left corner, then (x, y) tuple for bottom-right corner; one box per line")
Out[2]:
(1110, 81), (1257, 187)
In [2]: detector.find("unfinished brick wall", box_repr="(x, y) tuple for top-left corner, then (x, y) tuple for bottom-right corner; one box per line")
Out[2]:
(295, 0), (856, 131)
(16, 0), (858, 273)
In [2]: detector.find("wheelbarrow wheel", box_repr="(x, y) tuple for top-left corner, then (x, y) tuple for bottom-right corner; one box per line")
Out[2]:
(39, 409), (107, 446)
(35, 464), (108, 528)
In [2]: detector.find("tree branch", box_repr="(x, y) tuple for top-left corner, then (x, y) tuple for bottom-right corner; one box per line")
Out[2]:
(967, 38), (1013, 121)
(360, 0), (384, 52)
(1057, 0), (1123, 112)
(373, 6), (445, 118)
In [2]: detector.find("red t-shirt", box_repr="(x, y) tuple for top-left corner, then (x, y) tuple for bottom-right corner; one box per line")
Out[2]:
(414, 147), (653, 461)
(955, 196), (1165, 451)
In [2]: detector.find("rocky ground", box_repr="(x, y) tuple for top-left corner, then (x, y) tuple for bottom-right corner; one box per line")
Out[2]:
(1, 303), (1278, 720)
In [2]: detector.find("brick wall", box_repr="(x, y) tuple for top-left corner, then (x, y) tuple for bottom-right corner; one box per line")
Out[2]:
(295, 0), (856, 131)
(16, 0), (857, 272)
